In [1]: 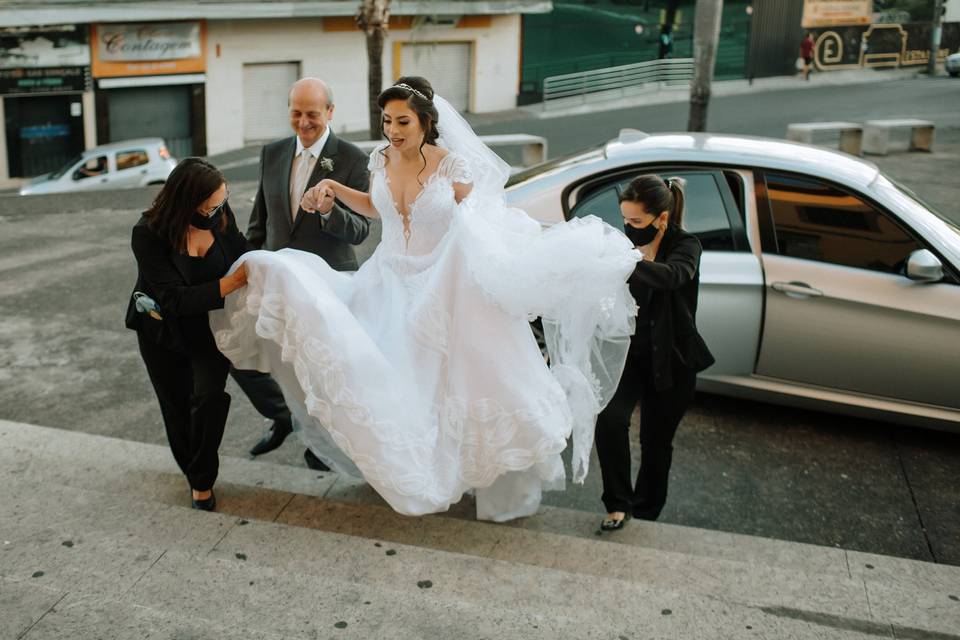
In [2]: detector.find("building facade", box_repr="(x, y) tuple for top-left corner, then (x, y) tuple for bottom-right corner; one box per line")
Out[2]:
(0, 24), (94, 179)
(0, 0), (549, 179)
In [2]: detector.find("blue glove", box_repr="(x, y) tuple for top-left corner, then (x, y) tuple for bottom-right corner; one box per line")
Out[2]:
(133, 292), (163, 320)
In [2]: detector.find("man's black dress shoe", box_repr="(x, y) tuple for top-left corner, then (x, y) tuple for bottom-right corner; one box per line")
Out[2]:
(304, 449), (331, 472)
(249, 419), (293, 456)
(192, 490), (217, 512)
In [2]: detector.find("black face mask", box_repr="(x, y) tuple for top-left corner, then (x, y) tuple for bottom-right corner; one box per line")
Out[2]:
(624, 220), (660, 246)
(190, 204), (225, 230)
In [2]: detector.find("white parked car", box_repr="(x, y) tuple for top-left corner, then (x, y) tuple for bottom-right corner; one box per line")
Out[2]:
(506, 131), (960, 430)
(19, 138), (177, 196)
(946, 52), (960, 77)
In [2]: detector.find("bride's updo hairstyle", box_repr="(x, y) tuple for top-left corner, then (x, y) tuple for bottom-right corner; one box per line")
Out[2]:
(377, 76), (440, 145)
(377, 76), (441, 183)
(618, 174), (686, 229)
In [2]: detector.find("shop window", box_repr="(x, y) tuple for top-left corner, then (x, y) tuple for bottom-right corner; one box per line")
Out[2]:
(117, 149), (149, 171)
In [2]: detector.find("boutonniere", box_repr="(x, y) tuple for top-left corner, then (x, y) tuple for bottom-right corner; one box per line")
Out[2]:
(319, 157), (334, 172)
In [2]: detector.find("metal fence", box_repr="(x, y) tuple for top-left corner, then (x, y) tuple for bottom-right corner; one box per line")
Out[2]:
(542, 58), (695, 108)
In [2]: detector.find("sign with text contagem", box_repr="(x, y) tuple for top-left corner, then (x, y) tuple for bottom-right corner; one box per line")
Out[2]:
(0, 65), (89, 95)
(802, 0), (872, 28)
(91, 21), (206, 78)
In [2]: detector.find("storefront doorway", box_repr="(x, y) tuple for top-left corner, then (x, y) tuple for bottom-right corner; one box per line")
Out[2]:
(104, 84), (194, 158)
(3, 94), (84, 177)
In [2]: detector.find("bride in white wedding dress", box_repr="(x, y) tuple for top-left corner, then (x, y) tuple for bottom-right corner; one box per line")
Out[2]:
(210, 77), (640, 521)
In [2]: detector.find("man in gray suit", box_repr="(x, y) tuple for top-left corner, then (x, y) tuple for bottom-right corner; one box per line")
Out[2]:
(235, 77), (371, 464)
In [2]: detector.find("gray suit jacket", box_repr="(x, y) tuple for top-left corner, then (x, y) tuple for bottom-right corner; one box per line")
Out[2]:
(246, 131), (370, 271)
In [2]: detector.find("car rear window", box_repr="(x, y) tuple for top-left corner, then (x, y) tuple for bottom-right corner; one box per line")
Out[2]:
(117, 150), (150, 170)
(506, 147), (604, 188)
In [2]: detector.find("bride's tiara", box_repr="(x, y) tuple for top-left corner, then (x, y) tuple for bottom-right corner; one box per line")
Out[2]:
(393, 83), (430, 102)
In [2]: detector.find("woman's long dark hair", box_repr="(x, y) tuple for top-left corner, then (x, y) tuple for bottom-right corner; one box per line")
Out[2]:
(618, 174), (686, 229)
(146, 157), (226, 253)
(376, 76), (440, 184)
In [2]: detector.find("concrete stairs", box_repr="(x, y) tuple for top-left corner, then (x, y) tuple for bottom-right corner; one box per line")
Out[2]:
(2, 419), (958, 639)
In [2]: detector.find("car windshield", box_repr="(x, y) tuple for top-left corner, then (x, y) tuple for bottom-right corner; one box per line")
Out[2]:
(889, 177), (960, 238)
(506, 146), (604, 188)
(50, 154), (83, 180)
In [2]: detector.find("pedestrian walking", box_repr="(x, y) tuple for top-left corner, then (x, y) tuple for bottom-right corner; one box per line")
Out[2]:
(800, 32), (815, 81)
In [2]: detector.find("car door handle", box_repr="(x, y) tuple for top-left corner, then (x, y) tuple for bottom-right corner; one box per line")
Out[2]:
(140, 169), (148, 175)
(771, 281), (823, 298)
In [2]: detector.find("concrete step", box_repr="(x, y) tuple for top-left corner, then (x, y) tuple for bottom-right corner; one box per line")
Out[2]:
(3, 419), (959, 638)
(2, 478), (891, 640)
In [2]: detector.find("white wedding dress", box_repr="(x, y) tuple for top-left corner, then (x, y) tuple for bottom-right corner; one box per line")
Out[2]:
(211, 98), (639, 521)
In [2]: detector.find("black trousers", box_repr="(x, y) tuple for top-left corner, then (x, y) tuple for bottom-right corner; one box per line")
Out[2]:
(137, 332), (231, 491)
(229, 368), (291, 425)
(595, 351), (697, 519)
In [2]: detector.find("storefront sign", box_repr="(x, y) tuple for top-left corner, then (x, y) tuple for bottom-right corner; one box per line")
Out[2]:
(802, 0), (872, 28)
(813, 22), (959, 71)
(0, 25), (89, 69)
(0, 65), (89, 95)
(91, 21), (206, 78)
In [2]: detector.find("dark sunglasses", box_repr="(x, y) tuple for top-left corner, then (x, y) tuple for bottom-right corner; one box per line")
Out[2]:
(201, 191), (230, 217)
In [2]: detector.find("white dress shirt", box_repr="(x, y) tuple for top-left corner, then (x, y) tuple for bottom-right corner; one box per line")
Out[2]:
(290, 127), (332, 220)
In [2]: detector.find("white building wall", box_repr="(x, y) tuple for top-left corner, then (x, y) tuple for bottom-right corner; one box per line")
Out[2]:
(205, 15), (521, 155)
(384, 15), (521, 115)
(947, 0), (960, 23)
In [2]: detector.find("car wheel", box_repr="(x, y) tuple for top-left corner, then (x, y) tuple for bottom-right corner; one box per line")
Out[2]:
(950, 71), (959, 77)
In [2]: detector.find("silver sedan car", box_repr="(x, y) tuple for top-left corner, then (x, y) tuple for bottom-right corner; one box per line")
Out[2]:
(506, 132), (960, 430)
(19, 137), (176, 196)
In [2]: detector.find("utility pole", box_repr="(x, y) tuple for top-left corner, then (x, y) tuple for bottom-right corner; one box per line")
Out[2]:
(356, 0), (391, 139)
(687, 0), (723, 132)
(928, 0), (944, 76)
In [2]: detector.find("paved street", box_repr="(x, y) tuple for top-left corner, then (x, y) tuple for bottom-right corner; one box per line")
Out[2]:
(1, 74), (958, 568)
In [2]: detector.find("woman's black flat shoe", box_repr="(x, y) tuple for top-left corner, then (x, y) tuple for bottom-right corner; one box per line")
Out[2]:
(191, 490), (217, 512)
(600, 513), (630, 531)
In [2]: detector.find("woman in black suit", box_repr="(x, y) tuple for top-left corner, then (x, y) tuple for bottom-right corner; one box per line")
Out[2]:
(596, 175), (715, 530)
(126, 158), (249, 511)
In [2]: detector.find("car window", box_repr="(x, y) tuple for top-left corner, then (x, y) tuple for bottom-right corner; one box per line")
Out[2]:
(571, 171), (736, 251)
(764, 172), (920, 274)
(52, 154), (82, 180)
(72, 156), (108, 181)
(117, 149), (149, 171)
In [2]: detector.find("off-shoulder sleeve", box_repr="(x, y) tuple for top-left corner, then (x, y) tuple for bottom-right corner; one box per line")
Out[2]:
(438, 152), (473, 184)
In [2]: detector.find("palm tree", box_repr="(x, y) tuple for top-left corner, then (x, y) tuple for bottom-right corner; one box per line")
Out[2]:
(356, 0), (392, 139)
(687, 0), (723, 132)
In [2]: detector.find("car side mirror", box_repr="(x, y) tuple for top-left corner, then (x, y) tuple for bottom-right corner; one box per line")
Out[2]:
(905, 249), (943, 283)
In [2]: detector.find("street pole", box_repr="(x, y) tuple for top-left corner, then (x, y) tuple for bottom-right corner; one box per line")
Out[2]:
(688, 0), (724, 132)
(928, 0), (944, 76)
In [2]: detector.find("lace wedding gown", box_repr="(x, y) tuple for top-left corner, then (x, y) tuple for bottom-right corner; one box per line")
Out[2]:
(211, 140), (638, 521)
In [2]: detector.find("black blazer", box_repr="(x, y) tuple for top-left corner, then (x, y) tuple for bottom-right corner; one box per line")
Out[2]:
(125, 204), (249, 354)
(246, 131), (370, 270)
(630, 226), (715, 390)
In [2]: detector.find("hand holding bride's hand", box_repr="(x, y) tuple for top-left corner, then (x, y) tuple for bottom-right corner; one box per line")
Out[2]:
(301, 179), (337, 214)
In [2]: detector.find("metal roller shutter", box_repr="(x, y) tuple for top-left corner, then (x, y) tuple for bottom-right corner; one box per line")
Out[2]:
(243, 62), (300, 142)
(107, 85), (193, 158)
(400, 42), (471, 112)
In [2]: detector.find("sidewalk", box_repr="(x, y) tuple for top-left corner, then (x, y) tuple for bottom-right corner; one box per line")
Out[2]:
(464, 67), (925, 127)
(4, 418), (959, 639)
